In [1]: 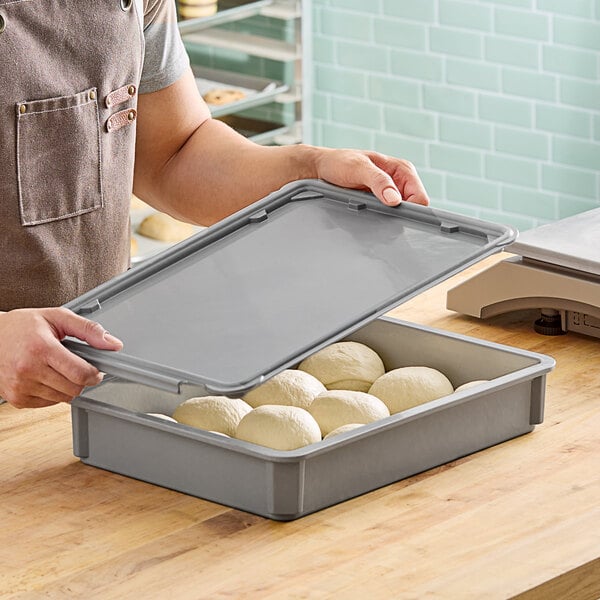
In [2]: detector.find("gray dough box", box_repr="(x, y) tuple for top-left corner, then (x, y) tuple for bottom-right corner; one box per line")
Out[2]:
(66, 180), (554, 520)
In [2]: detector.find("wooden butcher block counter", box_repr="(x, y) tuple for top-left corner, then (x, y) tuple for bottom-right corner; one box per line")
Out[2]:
(2, 254), (600, 599)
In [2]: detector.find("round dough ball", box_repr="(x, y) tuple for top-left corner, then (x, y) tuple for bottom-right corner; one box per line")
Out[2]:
(369, 366), (454, 415)
(323, 423), (364, 440)
(454, 379), (489, 392)
(308, 390), (389, 437)
(137, 212), (195, 243)
(173, 396), (251, 436)
(146, 412), (177, 423)
(243, 369), (326, 410)
(298, 341), (385, 393)
(235, 405), (321, 451)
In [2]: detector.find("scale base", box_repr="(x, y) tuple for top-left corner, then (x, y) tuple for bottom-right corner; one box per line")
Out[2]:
(447, 256), (600, 338)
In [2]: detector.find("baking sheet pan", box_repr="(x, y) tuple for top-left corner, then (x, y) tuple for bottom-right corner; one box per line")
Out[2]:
(193, 65), (288, 118)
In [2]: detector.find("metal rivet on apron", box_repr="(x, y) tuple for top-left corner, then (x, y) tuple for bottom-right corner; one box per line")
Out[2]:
(89, 90), (96, 101)
(0, 14), (6, 34)
(128, 85), (136, 96)
(127, 110), (135, 121)
(120, 0), (133, 11)
(19, 104), (26, 114)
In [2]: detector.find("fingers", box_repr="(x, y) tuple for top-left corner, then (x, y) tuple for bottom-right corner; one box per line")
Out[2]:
(397, 162), (429, 206)
(313, 147), (430, 207)
(4, 341), (99, 406)
(43, 307), (123, 351)
(42, 308), (121, 390)
(2, 365), (80, 408)
(366, 152), (430, 206)
(0, 308), (114, 410)
(336, 151), (430, 207)
(46, 340), (103, 388)
(350, 155), (403, 207)
(39, 364), (89, 398)
(23, 378), (74, 405)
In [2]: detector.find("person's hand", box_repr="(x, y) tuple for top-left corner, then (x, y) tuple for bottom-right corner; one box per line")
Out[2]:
(0, 307), (123, 409)
(314, 148), (430, 207)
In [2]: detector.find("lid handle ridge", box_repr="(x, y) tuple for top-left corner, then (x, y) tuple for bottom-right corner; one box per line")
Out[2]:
(347, 200), (367, 211)
(290, 191), (324, 201)
(77, 299), (102, 315)
(249, 209), (268, 223)
(440, 223), (460, 234)
(62, 340), (183, 394)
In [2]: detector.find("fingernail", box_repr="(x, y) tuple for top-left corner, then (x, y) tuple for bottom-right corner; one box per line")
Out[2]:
(103, 331), (123, 346)
(87, 372), (103, 387)
(382, 187), (403, 206)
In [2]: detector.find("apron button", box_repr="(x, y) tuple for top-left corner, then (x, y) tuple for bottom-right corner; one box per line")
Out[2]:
(0, 14), (6, 34)
(19, 104), (27, 114)
(89, 90), (96, 101)
(127, 110), (136, 121)
(120, 0), (132, 11)
(128, 85), (136, 96)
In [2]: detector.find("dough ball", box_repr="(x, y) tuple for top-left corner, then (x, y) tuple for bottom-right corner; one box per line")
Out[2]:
(146, 413), (177, 423)
(235, 405), (321, 451)
(323, 423), (364, 440)
(243, 369), (326, 410)
(454, 380), (489, 392)
(308, 390), (389, 437)
(173, 396), (252, 436)
(298, 341), (385, 393)
(369, 366), (454, 415)
(203, 88), (246, 105)
(137, 212), (195, 243)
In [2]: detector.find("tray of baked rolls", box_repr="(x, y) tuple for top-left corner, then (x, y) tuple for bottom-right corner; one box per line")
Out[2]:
(192, 65), (288, 118)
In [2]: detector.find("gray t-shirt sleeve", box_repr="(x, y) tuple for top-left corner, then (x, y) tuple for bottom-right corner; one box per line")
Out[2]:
(138, 0), (190, 94)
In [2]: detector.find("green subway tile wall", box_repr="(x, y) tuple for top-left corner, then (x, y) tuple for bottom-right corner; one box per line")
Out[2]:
(309, 0), (600, 228)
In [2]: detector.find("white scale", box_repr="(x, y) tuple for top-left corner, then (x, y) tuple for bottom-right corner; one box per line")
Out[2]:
(447, 208), (600, 338)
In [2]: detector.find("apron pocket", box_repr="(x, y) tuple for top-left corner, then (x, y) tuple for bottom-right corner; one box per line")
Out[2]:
(16, 87), (103, 226)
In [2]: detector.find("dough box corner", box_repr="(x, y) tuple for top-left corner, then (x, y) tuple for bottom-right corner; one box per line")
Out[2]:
(65, 180), (555, 520)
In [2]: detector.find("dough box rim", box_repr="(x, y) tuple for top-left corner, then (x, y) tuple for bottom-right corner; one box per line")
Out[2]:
(72, 316), (555, 463)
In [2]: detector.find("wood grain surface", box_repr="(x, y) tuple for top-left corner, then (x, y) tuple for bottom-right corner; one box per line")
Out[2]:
(2, 254), (600, 599)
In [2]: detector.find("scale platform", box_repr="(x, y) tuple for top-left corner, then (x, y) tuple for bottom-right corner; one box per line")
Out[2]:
(447, 208), (600, 338)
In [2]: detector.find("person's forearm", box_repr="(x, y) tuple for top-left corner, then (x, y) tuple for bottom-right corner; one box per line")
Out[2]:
(133, 70), (427, 223)
(152, 118), (323, 225)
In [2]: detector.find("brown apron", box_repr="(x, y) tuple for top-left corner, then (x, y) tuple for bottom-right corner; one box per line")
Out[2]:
(0, 0), (144, 311)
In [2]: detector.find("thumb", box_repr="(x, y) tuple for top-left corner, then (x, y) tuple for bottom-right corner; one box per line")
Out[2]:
(45, 308), (124, 351)
(357, 160), (403, 206)
(381, 186), (403, 206)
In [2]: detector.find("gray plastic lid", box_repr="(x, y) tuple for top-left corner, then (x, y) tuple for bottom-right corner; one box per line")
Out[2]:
(64, 180), (516, 394)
